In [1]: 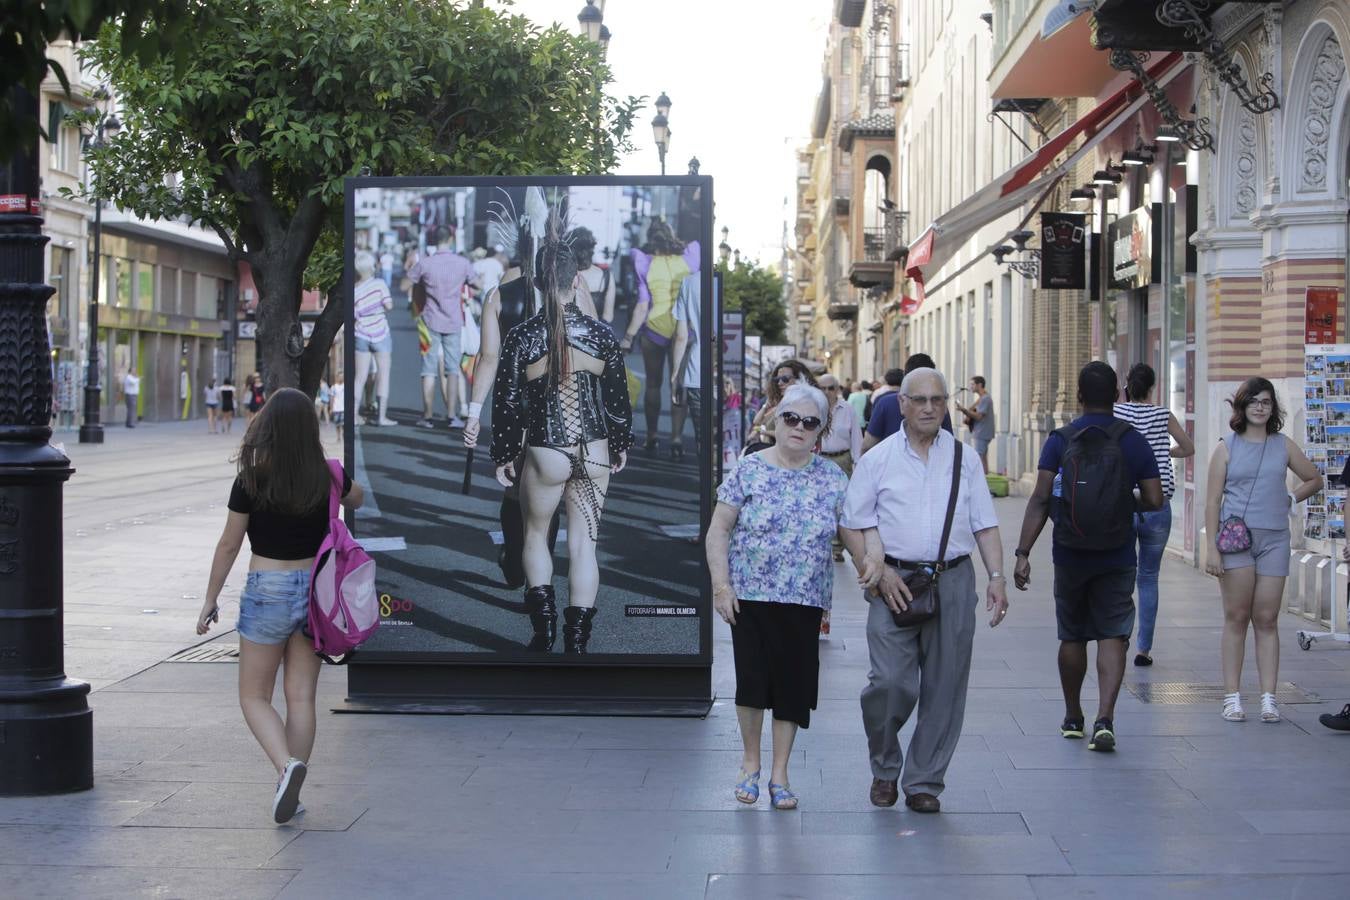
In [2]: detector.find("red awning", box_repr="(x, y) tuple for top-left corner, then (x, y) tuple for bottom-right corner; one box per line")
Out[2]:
(904, 51), (1185, 311)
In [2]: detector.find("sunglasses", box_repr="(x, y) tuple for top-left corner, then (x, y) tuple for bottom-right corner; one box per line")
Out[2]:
(779, 411), (823, 431)
(773, 375), (795, 385)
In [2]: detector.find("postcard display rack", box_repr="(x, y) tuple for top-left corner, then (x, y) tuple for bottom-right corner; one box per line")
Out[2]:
(1298, 344), (1350, 650)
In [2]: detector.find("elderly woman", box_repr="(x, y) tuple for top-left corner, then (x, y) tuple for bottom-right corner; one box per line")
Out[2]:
(705, 381), (849, 810)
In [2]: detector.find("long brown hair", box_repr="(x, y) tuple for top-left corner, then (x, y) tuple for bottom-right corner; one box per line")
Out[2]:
(768, 359), (819, 404)
(534, 223), (580, 389)
(233, 387), (330, 513)
(642, 219), (685, 256)
(1229, 377), (1283, 435)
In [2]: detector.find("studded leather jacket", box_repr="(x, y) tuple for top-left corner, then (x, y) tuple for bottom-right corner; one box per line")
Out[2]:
(490, 305), (634, 465)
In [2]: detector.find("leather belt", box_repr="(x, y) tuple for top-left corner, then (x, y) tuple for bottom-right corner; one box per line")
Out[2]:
(821, 448), (852, 457)
(884, 554), (970, 573)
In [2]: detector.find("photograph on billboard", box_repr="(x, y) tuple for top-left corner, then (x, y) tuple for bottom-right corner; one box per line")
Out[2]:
(344, 176), (713, 663)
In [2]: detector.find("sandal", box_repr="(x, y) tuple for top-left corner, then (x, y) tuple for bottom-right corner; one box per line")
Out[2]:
(768, 782), (798, 811)
(733, 769), (760, 804)
(1222, 692), (1246, 722)
(1261, 692), (1281, 723)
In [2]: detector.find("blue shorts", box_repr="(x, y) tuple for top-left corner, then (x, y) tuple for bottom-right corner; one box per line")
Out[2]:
(237, 570), (311, 645)
(420, 329), (462, 377)
(355, 333), (394, 354)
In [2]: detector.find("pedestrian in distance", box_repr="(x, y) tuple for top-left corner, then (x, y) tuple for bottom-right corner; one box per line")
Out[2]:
(1014, 361), (1163, 753)
(204, 378), (221, 433)
(402, 225), (480, 430)
(848, 379), (871, 427)
(332, 373), (346, 445)
(1113, 363), (1194, 666)
(669, 272), (702, 460)
(245, 372), (265, 424)
(122, 369), (140, 428)
(315, 379), (331, 425)
(842, 366), (1009, 814)
(817, 372), (862, 568)
(219, 377), (236, 433)
(1204, 378), (1321, 723)
(352, 250), (396, 427)
(196, 387), (364, 823)
(705, 380), (848, 811)
(955, 376), (996, 473)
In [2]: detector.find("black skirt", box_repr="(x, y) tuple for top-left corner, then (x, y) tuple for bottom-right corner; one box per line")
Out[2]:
(730, 600), (824, 728)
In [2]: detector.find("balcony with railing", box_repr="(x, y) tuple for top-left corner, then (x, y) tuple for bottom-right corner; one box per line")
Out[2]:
(891, 43), (911, 101)
(849, 210), (906, 288)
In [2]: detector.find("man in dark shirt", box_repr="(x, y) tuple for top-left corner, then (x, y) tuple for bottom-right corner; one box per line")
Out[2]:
(1012, 361), (1163, 754)
(863, 354), (953, 453)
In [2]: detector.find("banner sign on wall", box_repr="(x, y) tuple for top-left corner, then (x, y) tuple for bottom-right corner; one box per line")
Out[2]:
(1305, 287), (1341, 345)
(1302, 343), (1350, 540)
(1039, 212), (1086, 290)
(345, 176), (713, 669)
(1108, 204), (1161, 291)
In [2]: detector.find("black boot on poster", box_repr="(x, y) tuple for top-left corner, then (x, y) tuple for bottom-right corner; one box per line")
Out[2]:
(523, 585), (557, 652)
(563, 606), (597, 655)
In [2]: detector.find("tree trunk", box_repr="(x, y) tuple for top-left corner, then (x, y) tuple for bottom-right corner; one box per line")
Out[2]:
(299, 279), (346, 398)
(251, 254), (306, 396)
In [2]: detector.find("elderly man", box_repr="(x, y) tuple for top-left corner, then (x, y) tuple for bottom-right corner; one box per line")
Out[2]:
(841, 367), (1009, 814)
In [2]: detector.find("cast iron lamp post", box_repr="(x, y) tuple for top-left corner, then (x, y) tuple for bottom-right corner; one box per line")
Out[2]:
(0, 86), (94, 796)
(652, 91), (671, 176)
(77, 98), (120, 444)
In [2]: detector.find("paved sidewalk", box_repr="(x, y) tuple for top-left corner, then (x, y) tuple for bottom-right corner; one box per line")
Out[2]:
(6, 496), (1350, 898)
(57, 419), (341, 689)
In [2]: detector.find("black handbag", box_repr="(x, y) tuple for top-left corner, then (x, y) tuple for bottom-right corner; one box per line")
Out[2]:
(889, 441), (963, 628)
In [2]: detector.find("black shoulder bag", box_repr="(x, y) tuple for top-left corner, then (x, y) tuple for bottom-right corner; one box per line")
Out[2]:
(890, 441), (963, 628)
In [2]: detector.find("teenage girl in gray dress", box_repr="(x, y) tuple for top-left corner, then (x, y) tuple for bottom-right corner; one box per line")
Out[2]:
(1204, 378), (1322, 723)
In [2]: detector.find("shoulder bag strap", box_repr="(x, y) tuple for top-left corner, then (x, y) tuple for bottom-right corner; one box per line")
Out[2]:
(937, 441), (963, 564)
(1240, 435), (1267, 522)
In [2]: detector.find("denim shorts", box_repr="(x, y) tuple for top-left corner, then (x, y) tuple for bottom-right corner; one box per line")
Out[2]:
(420, 328), (462, 377)
(237, 570), (311, 645)
(355, 333), (394, 354)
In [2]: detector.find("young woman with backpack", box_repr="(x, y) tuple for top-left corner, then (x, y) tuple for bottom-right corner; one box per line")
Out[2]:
(195, 387), (364, 822)
(1204, 378), (1321, 724)
(1114, 364), (1195, 666)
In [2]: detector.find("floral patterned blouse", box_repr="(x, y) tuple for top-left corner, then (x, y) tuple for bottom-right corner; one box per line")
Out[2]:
(717, 453), (849, 610)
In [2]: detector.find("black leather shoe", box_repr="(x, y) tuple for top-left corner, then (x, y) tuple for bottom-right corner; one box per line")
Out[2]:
(563, 606), (597, 654)
(869, 778), (898, 807)
(523, 586), (557, 652)
(904, 792), (940, 813)
(1321, 703), (1350, 731)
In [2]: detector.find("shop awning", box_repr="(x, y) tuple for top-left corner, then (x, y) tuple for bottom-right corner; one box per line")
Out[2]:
(905, 51), (1184, 310)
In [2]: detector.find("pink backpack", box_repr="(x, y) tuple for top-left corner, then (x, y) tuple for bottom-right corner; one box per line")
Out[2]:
(308, 459), (379, 663)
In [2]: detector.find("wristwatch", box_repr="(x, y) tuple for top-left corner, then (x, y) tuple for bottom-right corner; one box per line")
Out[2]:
(1014, 548), (1030, 558)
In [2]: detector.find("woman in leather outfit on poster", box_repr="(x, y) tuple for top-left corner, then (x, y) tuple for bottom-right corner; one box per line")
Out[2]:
(490, 227), (634, 654)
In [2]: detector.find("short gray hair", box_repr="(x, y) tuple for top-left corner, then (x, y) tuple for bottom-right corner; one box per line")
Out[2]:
(899, 366), (948, 398)
(354, 251), (376, 278)
(779, 381), (830, 422)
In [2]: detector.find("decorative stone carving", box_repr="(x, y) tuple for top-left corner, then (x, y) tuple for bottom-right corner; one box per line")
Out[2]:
(1299, 34), (1345, 194)
(1234, 107), (1259, 217)
(1260, 4), (1282, 200)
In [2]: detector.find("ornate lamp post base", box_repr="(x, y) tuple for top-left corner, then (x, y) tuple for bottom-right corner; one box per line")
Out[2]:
(0, 87), (93, 796)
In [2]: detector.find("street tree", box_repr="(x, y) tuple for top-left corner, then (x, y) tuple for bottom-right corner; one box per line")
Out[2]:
(0, 0), (199, 161)
(81, 0), (640, 395)
(718, 259), (787, 344)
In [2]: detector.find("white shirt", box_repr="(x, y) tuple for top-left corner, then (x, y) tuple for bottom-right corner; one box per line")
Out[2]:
(473, 257), (504, 297)
(842, 426), (998, 562)
(123, 373), (140, 396)
(672, 274), (700, 388)
(331, 384), (345, 415)
(820, 397), (862, 462)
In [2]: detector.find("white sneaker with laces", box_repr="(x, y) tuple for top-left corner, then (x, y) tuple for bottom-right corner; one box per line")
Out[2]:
(272, 758), (307, 824)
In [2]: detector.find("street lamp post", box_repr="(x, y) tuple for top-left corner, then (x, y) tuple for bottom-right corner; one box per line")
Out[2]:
(77, 100), (119, 444)
(0, 86), (93, 795)
(577, 3), (611, 172)
(652, 91), (671, 176)
(718, 226), (732, 267)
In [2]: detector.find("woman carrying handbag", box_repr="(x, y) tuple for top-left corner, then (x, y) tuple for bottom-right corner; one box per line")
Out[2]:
(1204, 378), (1321, 723)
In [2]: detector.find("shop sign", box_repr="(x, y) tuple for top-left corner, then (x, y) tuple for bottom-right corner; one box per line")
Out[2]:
(1039, 212), (1086, 290)
(1108, 204), (1160, 291)
(1305, 286), (1341, 345)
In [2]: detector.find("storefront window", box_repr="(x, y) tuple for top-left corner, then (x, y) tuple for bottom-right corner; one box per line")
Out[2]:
(116, 258), (133, 307)
(137, 265), (154, 311)
(160, 266), (179, 315)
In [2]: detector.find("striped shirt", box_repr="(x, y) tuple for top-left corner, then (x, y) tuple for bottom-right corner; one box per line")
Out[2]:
(1114, 402), (1175, 498)
(354, 277), (392, 343)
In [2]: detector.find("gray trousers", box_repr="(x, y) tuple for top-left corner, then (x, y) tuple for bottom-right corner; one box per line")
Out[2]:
(860, 558), (977, 796)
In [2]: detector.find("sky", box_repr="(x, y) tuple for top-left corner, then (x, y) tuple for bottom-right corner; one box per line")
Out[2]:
(491, 0), (833, 267)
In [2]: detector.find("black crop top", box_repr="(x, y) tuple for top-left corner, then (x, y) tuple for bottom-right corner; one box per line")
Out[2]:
(227, 469), (352, 560)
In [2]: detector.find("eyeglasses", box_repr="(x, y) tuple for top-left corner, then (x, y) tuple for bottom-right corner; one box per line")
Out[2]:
(902, 394), (949, 408)
(822, 384), (840, 391)
(1246, 398), (1274, 409)
(778, 411), (823, 431)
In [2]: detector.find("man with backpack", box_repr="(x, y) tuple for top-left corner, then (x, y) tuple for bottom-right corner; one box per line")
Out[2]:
(1012, 361), (1163, 753)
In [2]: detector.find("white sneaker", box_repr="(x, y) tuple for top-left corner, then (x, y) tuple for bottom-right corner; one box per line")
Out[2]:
(272, 758), (307, 824)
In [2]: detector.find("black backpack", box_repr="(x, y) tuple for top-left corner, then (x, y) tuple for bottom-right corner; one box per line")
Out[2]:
(1051, 419), (1135, 551)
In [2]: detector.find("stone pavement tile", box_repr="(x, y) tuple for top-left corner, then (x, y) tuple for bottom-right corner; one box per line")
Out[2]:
(1053, 833), (1345, 875)
(95, 725), (190, 760)
(568, 808), (804, 836)
(994, 769), (1184, 792)
(705, 874), (1037, 900)
(560, 784), (676, 810)
(669, 784), (996, 814)
(124, 781), (367, 832)
(100, 662), (241, 693)
(0, 796), (158, 827)
(0, 823), (298, 869)
(352, 802), (579, 835)
(1001, 735), (1190, 770)
(1029, 874), (1345, 900)
(463, 764), (646, 790)
(0, 864), (297, 900)
(666, 833), (1073, 875)
(264, 830), (677, 874)
(117, 759), (478, 788)
(1020, 807), (1258, 837)
(986, 786), (1210, 814)
(276, 869), (708, 900)
(1012, 710), (1251, 736)
(1239, 809), (1350, 834)
(88, 690), (240, 728)
(801, 811), (1030, 836)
